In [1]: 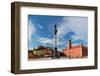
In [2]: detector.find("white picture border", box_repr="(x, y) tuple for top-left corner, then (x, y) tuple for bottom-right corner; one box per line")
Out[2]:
(20, 6), (95, 70)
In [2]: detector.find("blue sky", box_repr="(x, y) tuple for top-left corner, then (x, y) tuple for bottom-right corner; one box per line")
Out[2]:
(28, 15), (88, 50)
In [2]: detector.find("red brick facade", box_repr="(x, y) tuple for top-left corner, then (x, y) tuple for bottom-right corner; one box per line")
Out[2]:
(64, 40), (88, 58)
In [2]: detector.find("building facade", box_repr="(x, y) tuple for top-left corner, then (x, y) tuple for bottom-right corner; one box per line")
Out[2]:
(64, 40), (88, 58)
(28, 46), (54, 59)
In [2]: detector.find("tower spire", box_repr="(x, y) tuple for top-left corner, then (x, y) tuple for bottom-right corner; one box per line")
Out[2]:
(68, 39), (72, 49)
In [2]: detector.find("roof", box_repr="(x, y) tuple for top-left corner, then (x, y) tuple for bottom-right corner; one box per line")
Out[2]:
(71, 45), (81, 49)
(64, 45), (81, 51)
(64, 45), (88, 51)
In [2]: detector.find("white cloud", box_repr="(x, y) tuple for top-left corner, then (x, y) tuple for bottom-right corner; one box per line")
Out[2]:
(38, 24), (43, 29)
(29, 47), (33, 50)
(72, 35), (81, 41)
(48, 35), (51, 38)
(28, 20), (64, 48)
(57, 24), (70, 39)
(57, 17), (88, 40)
(28, 20), (36, 42)
(37, 37), (54, 44)
(36, 37), (64, 46)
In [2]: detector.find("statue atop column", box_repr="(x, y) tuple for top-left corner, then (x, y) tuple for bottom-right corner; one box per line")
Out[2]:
(52, 24), (60, 58)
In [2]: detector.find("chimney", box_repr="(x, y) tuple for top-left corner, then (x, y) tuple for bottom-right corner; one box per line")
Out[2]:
(68, 39), (72, 49)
